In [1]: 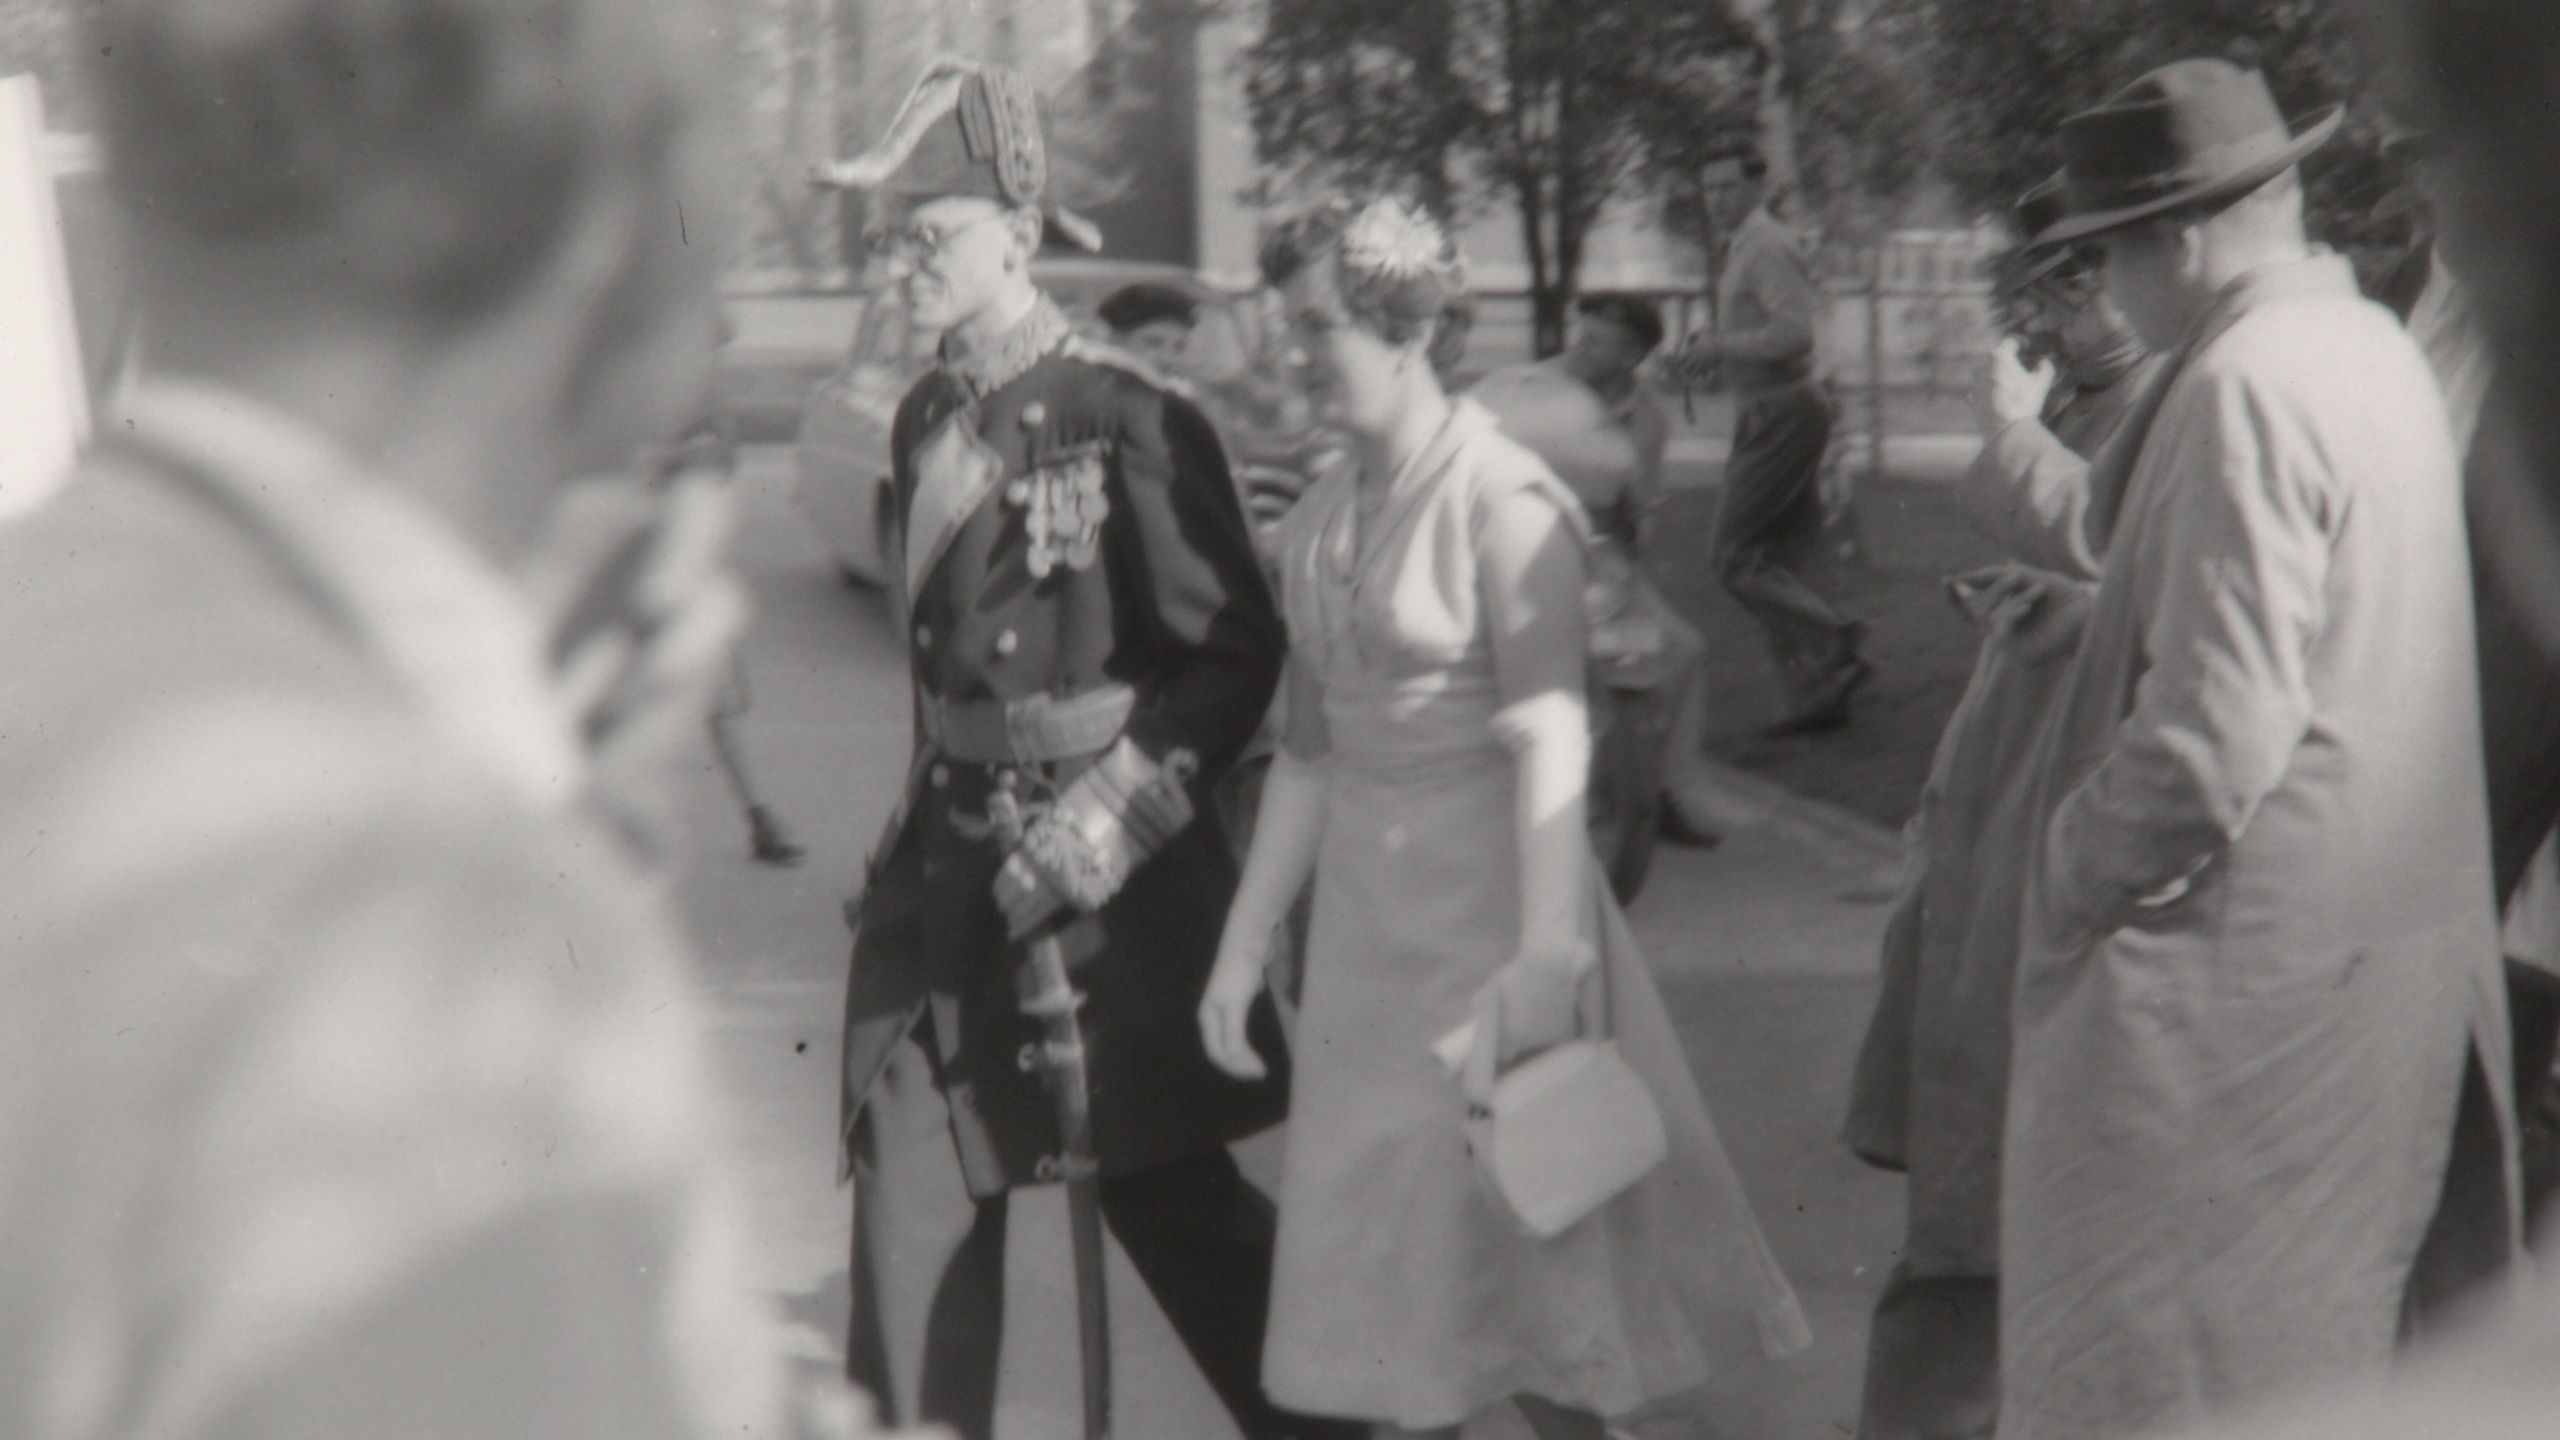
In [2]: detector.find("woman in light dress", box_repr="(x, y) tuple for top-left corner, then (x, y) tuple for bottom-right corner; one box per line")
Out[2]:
(1197, 194), (1808, 1440)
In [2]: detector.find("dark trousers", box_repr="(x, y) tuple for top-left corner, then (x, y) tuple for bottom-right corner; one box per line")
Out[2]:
(2401, 1047), (2516, 1339)
(1711, 382), (1861, 705)
(847, 1029), (1352, 1440)
(1854, 1266), (1998, 1440)
(2508, 961), (2560, 1245)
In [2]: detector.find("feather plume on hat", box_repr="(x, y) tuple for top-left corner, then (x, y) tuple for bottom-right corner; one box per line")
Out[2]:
(813, 56), (978, 194)
(809, 54), (1102, 252)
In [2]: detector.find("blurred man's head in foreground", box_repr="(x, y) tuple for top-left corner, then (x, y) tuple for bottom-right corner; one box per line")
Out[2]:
(86, 0), (736, 491)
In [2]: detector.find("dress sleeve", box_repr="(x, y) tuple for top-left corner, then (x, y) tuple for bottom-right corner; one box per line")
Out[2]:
(1473, 460), (1595, 962)
(1474, 466), (1591, 716)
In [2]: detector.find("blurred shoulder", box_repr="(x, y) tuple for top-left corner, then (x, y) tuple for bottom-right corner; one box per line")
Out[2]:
(1054, 337), (1219, 446)
(0, 452), (672, 1001)
(0, 452), (381, 742)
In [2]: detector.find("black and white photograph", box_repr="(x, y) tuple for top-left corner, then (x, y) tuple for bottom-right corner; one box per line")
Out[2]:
(3, 1), (2559, 1437)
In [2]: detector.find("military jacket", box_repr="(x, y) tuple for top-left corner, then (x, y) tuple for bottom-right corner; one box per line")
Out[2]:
(841, 295), (1290, 1195)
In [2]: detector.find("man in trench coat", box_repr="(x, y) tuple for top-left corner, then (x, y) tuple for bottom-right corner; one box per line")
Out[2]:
(1999, 60), (2513, 1440)
(2064, 6), (2560, 1440)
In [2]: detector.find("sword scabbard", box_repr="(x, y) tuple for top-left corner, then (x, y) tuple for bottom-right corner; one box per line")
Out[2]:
(1017, 929), (1112, 1439)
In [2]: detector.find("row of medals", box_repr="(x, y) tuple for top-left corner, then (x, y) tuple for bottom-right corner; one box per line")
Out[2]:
(1010, 449), (1110, 578)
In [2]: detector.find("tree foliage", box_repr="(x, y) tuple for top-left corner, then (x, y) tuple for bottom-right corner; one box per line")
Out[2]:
(1873, 0), (2401, 270)
(1634, 0), (1942, 273)
(1245, 0), (1758, 355)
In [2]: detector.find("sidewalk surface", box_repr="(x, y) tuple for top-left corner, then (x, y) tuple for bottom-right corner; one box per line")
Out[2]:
(674, 449), (1912, 1439)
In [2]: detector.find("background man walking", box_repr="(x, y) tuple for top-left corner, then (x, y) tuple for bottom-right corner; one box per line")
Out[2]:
(1680, 148), (1870, 735)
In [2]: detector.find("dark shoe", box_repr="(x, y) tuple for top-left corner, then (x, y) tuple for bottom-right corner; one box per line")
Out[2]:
(1762, 657), (1873, 737)
(1659, 801), (1723, 849)
(747, 805), (805, 868)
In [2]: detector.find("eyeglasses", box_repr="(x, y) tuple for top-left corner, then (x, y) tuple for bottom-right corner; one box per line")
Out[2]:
(865, 210), (1008, 260)
(2027, 259), (2104, 309)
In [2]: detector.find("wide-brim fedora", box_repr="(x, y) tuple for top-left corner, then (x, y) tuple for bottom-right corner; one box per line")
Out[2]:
(2030, 58), (2342, 251)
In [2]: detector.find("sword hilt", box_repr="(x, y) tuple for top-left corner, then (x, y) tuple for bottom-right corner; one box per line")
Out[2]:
(1034, 1154), (1103, 1184)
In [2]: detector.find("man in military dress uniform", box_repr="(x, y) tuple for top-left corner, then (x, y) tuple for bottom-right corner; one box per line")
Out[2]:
(814, 60), (1345, 1440)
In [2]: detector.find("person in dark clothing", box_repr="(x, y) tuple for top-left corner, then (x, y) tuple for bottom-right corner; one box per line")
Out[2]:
(1676, 149), (1870, 735)
(812, 59), (1351, 1440)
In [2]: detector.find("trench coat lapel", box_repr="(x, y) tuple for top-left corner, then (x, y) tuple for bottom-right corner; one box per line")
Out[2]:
(2082, 254), (2361, 546)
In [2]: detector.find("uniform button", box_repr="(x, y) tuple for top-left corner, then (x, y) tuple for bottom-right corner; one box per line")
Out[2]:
(914, 624), (933, 649)
(1021, 401), (1049, 427)
(930, 764), (950, 788)
(994, 629), (1020, 657)
(1006, 479), (1031, 506)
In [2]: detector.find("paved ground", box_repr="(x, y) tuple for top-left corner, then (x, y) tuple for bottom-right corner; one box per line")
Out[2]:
(663, 447), (1911, 1439)
(1651, 471), (2005, 834)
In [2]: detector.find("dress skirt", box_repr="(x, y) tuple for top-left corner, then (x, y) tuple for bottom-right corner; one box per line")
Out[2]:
(1263, 401), (1808, 1426)
(1261, 746), (1810, 1426)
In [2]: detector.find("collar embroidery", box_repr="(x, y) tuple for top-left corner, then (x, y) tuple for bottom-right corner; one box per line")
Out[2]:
(943, 293), (1070, 398)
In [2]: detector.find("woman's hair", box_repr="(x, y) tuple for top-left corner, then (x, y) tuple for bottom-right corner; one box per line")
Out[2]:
(1427, 292), (1479, 379)
(1258, 194), (1468, 347)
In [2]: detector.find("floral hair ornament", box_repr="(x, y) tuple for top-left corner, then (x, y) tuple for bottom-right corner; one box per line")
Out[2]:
(1336, 196), (1455, 284)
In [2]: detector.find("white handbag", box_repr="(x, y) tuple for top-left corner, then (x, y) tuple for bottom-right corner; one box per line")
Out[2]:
(1458, 963), (1668, 1239)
